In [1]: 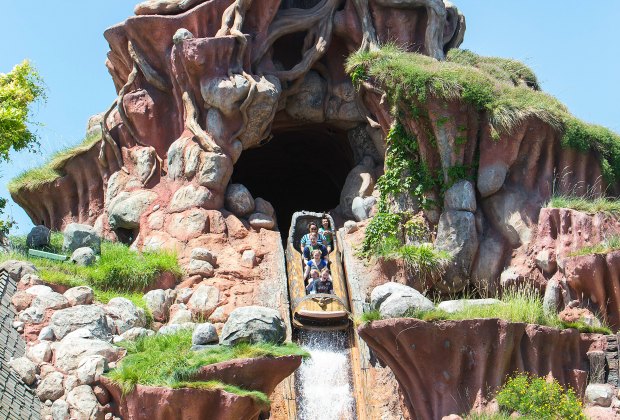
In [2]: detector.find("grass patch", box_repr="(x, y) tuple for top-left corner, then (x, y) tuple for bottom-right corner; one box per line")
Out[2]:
(496, 373), (585, 419)
(171, 381), (271, 406)
(373, 235), (450, 280)
(346, 46), (620, 183)
(569, 235), (620, 257)
(360, 286), (612, 333)
(107, 330), (309, 395)
(8, 132), (101, 193)
(547, 195), (620, 214)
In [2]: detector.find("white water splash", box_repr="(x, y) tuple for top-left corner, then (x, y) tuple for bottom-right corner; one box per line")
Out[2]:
(296, 331), (355, 420)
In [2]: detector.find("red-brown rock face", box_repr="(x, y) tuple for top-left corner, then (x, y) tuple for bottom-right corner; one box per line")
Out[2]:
(358, 318), (604, 420)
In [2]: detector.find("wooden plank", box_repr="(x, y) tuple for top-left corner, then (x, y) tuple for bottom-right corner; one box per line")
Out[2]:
(28, 249), (67, 261)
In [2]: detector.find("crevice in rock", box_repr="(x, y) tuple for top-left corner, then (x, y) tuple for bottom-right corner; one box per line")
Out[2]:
(231, 125), (354, 241)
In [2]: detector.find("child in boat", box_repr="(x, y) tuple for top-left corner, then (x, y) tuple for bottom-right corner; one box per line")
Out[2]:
(319, 215), (334, 253)
(306, 268), (334, 295)
(304, 249), (328, 281)
(305, 269), (321, 294)
(302, 232), (328, 261)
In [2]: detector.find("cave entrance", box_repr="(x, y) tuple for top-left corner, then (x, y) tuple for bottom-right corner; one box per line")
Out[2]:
(231, 126), (355, 242)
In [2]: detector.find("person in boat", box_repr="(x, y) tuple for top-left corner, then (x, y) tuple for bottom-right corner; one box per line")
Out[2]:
(306, 268), (334, 295)
(300, 222), (325, 252)
(302, 232), (328, 261)
(304, 249), (328, 282)
(318, 215), (334, 253)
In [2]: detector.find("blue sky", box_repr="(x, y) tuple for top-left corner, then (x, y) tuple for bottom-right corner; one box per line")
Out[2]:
(1, 1), (618, 234)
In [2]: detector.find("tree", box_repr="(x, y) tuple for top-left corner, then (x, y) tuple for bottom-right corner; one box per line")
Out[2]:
(0, 60), (45, 235)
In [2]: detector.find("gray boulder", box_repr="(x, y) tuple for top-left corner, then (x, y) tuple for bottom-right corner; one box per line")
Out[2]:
(169, 184), (213, 213)
(36, 371), (65, 401)
(104, 297), (147, 334)
(143, 289), (175, 322)
(63, 224), (101, 254)
(119, 327), (154, 342)
(54, 337), (122, 373)
(76, 355), (107, 385)
(70, 247), (96, 267)
(585, 384), (614, 407)
(187, 259), (214, 278)
(240, 250), (256, 268)
(18, 306), (45, 324)
(370, 282), (434, 318)
(187, 285), (220, 319)
(477, 162), (508, 197)
(50, 305), (111, 340)
(63, 286), (94, 306)
(190, 248), (217, 266)
(434, 210), (478, 293)
(27, 225), (51, 249)
(343, 220), (358, 234)
(225, 184), (255, 217)
(25, 284), (53, 296)
(32, 292), (69, 311)
(340, 157), (376, 219)
(51, 399), (70, 420)
(108, 190), (157, 230)
(351, 196), (369, 222)
(248, 212), (275, 230)
(158, 323), (195, 335)
(543, 279), (563, 314)
(220, 306), (286, 345)
(254, 198), (275, 217)
(192, 323), (218, 345)
(437, 298), (502, 314)
(26, 341), (52, 363)
(168, 305), (193, 325)
(39, 326), (56, 341)
(66, 385), (101, 419)
(444, 180), (477, 212)
(9, 357), (37, 385)
(0, 260), (37, 282)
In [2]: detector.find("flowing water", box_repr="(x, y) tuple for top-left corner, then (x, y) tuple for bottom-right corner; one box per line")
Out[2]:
(295, 330), (355, 420)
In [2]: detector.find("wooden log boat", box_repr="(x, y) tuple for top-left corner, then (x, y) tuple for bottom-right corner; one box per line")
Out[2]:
(285, 211), (350, 330)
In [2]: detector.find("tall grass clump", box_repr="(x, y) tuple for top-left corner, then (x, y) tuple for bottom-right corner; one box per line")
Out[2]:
(569, 235), (620, 257)
(346, 46), (620, 183)
(547, 195), (620, 214)
(107, 330), (309, 395)
(374, 236), (450, 280)
(8, 132), (101, 193)
(496, 373), (585, 419)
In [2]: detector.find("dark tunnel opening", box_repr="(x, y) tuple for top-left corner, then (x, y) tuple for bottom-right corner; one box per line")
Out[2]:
(231, 126), (355, 242)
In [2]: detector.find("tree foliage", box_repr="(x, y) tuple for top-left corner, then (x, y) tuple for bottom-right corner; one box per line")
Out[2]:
(0, 60), (45, 235)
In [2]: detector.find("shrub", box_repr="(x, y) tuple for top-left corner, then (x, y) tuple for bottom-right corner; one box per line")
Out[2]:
(547, 195), (620, 214)
(496, 373), (585, 419)
(358, 309), (382, 324)
(107, 330), (309, 395)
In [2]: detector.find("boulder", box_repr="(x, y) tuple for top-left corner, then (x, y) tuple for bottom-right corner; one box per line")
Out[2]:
(585, 384), (614, 407)
(201, 74), (250, 117)
(27, 341), (52, 363)
(0, 259), (37, 281)
(444, 180), (476, 212)
(224, 184), (255, 217)
(18, 306), (45, 324)
(187, 259), (214, 278)
(158, 323), (195, 335)
(477, 162), (508, 197)
(54, 337), (123, 373)
(248, 212), (275, 230)
(285, 70), (326, 122)
(108, 190), (158, 230)
(9, 357), (37, 385)
(535, 249), (557, 275)
(27, 225), (51, 249)
(63, 375), (79, 394)
(371, 282), (434, 318)
(168, 304), (193, 325)
(50, 305), (111, 340)
(39, 326), (56, 341)
(187, 285), (220, 319)
(36, 371), (65, 401)
(220, 306), (286, 345)
(11, 290), (33, 311)
(190, 248), (217, 266)
(119, 327), (154, 342)
(167, 209), (209, 239)
(340, 156), (376, 219)
(169, 184), (214, 213)
(143, 289), (175, 322)
(51, 399), (70, 420)
(237, 75), (281, 149)
(437, 299), (502, 314)
(70, 247), (96, 266)
(434, 210), (479, 292)
(197, 152), (233, 190)
(31, 291), (69, 311)
(543, 279), (563, 314)
(26, 284), (53, 296)
(192, 323), (219, 345)
(175, 288), (194, 304)
(63, 286), (94, 306)
(343, 220), (358, 234)
(240, 249), (256, 268)
(254, 198), (275, 217)
(66, 385), (102, 419)
(351, 196), (369, 221)
(104, 298), (147, 334)
(63, 224), (101, 254)
(76, 355), (107, 385)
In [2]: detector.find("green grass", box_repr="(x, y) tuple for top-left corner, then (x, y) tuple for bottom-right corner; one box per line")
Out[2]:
(546, 195), (620, 214)
(359, 286), (612, 333)
(358, 309), (381, 324)
(373, 235), (451, 280)
(569, 234), (620, 257)
(171, 381), (271, 407)
(107, 330), (309, 395)
(8, 132), (101, 193)
(346, 46), (620, 183)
